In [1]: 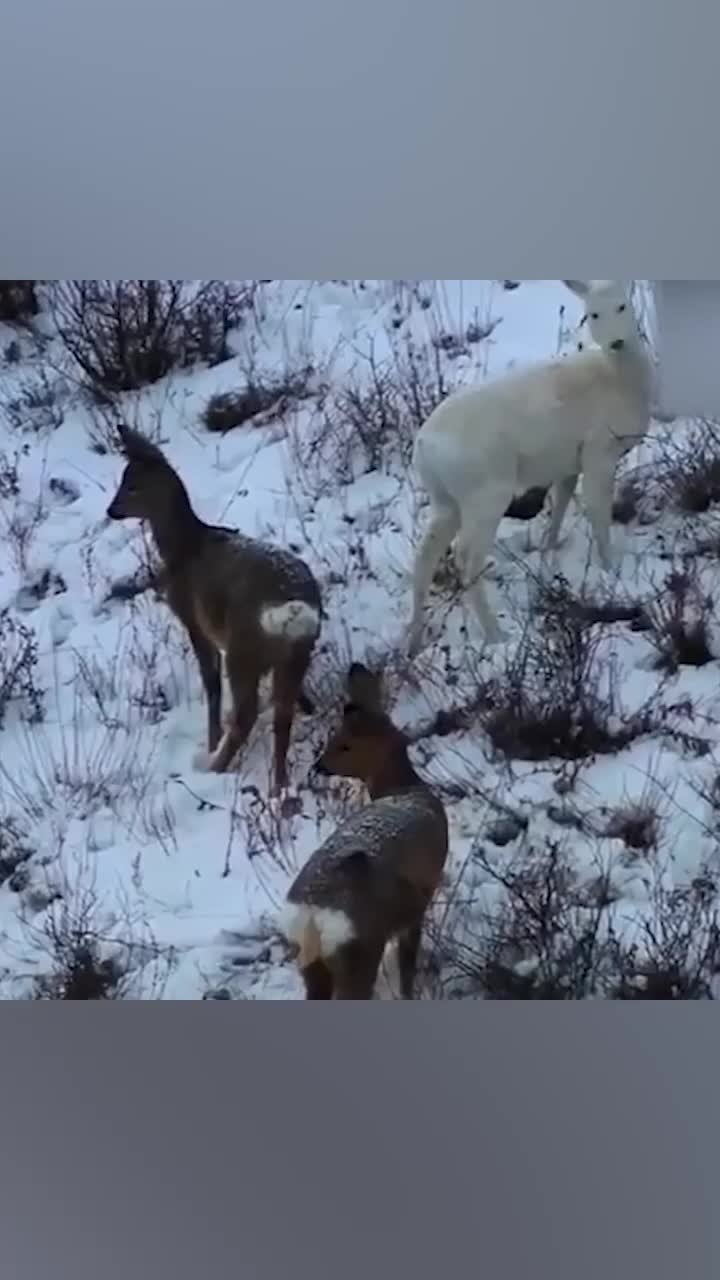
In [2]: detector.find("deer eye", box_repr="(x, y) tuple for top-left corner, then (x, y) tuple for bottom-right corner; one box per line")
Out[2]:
(591, 312), (599, 320)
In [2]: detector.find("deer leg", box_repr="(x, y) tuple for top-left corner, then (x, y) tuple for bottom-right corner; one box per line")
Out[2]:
(302, 959), (334, 1000)
(185, 624), (223, 752)
(456, 493), (510, 644)
(205, 651), (261, 773)
(407, 502), (460, 657)
(582, 454), (617, 571)
(271, 643), (314, 793)
(544, 473), (578, 551)
(397, 920), (424, 999)
(331, 940), (384, 1000)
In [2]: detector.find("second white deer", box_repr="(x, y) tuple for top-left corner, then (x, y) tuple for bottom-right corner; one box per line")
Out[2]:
(406, 280), (653, 652)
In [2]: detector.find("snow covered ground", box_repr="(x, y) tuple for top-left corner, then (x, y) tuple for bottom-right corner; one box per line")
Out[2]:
(1, 279), (719, 1000)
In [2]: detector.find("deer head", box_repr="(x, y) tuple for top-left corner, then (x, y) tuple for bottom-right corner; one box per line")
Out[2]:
(563, 280), (639, 353)
(106, 425), (179, 522)
(315, 663), (409, 786)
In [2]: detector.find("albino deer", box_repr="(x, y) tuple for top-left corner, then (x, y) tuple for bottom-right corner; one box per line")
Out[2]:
(407, 280), (653, 653)
(280, 663), (449, 999)
(106, 424), (322, 792)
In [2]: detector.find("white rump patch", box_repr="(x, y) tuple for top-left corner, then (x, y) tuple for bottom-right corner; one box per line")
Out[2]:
(260, 600), (320, 642)
(279, 903), (355, 965)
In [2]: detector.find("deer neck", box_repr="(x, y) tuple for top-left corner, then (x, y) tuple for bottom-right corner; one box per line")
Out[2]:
(148, 477), (206, 572)
(609, 333), (652, 405)
(366, 745), (426, 802)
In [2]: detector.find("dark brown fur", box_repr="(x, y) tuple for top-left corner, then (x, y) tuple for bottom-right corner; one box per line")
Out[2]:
(106, 425), (322, 790)
(284, 664), (449, 999)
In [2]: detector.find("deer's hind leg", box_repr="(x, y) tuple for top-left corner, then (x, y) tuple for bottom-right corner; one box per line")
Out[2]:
(330, 939), (385, 1000)
(302, 958), (334, 1000)
(271, 640), (315, 794)
(407, 498), (460, 657)
(581, 449), (617, 572)
(544, 473), (579, 552)
(456, 485), (513, 644)
(205, 645), (265, 774)
(396, 919), (424, 999)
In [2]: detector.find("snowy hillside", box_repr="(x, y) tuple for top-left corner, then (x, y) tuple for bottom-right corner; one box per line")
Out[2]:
(1, 278), (719, 1000)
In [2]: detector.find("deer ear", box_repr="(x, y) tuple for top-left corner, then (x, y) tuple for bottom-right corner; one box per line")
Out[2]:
(563, 279), (589, 299)
(346, 662), (384, 713)
(118, 426), (166, 467)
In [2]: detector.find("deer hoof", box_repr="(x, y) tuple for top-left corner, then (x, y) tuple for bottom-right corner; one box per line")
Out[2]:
(194, 745), (228, 772)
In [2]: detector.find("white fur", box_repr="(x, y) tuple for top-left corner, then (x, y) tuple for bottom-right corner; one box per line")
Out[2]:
(260, 600), (320, 643)
(407, 280), (653, 651)
(279, 903), (356, 960)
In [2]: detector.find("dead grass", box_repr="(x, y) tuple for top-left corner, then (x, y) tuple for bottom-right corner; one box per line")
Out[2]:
(427, 839), (720, 1000)
(202, 364), (315, 432)
(0, 281), (39, 326)
(475, 577), (654, 763)
(49, 280), (257, 399)
(645, 564), (716, 674)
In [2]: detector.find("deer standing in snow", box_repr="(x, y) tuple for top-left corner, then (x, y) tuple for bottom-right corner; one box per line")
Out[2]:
(280, 663), (448, 999)
(106, 425), (322, 792)
(406, 280), (653, 653)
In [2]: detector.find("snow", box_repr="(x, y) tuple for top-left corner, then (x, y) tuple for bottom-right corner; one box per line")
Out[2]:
(0, 279), (719, 1000)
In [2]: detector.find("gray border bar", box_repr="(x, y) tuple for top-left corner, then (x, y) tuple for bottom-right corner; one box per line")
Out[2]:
(2, 1), (720, 274)
(1, 1010), (719, 1276)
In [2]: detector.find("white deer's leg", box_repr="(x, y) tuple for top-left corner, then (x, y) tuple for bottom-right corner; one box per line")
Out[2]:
(544, 473), (578, 551)
(456, 498), (509, 644)
(581, 454), (617, 571)
(407, 503), (459, 656)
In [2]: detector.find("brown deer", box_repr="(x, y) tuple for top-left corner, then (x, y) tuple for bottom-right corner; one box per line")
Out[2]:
(106, 424), (322, 792)
(280, 663), (449, 999)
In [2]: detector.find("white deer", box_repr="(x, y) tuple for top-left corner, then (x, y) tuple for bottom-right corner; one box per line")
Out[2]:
(406, 280), (653, 653)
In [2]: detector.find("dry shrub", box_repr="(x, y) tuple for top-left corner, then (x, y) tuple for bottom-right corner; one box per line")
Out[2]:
(433, 841), (720, 1000)
(203, 364), (315, 433)
(476, 577), (651, 762)
(658, 420), (720, 515)
(645, 564), (715, 674)
(293, 331), (453, 488)
(2, 366), (66, 433)
(50, 280), (257, 398)
(0, 815), (35, 890)
(30, 874), (173, 1001)
(0, 281), (39, 326)
(0, 611), (45, 728)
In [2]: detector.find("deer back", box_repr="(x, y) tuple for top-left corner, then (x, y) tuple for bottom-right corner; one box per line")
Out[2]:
(287, 786), (448, 944)
(172, 528), (322, 655)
